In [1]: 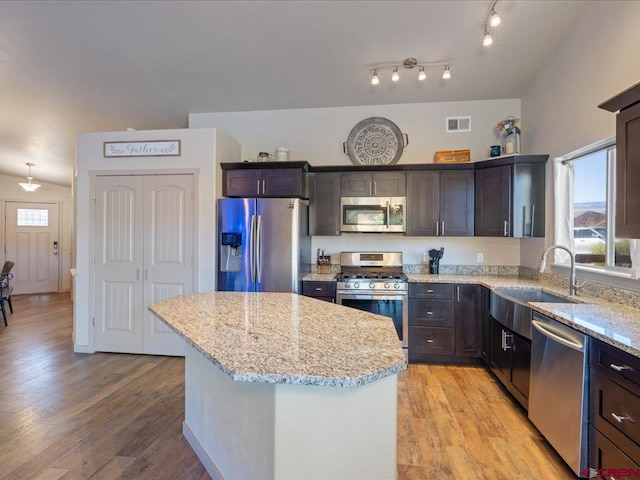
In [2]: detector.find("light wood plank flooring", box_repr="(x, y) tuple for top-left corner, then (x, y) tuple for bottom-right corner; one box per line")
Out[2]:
(0, 294), (575, 479)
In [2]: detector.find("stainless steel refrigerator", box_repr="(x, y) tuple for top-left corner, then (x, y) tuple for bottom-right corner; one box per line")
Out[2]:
(217, 198), (311, 293)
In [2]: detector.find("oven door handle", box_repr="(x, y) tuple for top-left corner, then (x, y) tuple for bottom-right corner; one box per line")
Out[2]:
(336, 293), (407, 302)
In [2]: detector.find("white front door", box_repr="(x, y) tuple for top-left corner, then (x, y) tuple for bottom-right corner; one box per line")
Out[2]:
(5, 202), (60, 294)
(94, 174), (194, 355)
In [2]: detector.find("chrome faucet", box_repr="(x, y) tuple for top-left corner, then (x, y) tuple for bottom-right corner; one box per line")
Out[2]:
(539, 245), (586, 296)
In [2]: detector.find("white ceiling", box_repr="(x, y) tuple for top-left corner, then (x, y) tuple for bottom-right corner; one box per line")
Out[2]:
(0, 0), (588, 187)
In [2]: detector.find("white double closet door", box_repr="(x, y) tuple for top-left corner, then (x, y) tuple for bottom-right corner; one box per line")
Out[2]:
(94, 174), (194, 356)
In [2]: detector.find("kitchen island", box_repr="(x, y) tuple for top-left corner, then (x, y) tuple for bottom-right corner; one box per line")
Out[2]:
(149, 292), (407, 480)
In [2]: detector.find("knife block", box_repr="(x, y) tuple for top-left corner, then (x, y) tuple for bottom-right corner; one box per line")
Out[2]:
(317, 255), (331, 274)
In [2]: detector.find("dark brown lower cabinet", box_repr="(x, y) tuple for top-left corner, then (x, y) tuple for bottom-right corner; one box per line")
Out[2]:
(486, 315), (530, 409)
(588, 338), (640, 476)
(408, 283), (481, 363)
(301, 281), (336, 303)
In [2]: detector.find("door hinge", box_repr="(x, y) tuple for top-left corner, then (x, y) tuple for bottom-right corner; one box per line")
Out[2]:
(192, 189), (195, 200)
(191, 254), (194, 266)
(92, 190), (97, 201)
(92, 317), (95, 327)
(92, 254), (96, 264)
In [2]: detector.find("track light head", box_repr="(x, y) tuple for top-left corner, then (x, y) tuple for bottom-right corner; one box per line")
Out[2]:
(483, 32), (493, 47)
(442, 66), (451, 80)
(391, 67), (399, 82)
(489, 10), (501, 27)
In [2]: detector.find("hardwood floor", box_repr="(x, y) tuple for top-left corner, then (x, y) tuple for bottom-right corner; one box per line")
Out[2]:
(0, 294), (575, 479)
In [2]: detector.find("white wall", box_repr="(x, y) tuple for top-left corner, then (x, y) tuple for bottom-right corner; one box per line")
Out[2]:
(190, 98), (523, 266)
(0, 173), (73, 291)
(521, 0), (640, 268)
(74, 128), (240, 352)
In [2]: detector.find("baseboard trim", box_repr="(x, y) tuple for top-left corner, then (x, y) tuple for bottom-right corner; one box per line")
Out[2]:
(183, 421), (225, 480)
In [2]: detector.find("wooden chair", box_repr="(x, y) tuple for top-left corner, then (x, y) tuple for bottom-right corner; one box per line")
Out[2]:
(1, 261), (14, 326)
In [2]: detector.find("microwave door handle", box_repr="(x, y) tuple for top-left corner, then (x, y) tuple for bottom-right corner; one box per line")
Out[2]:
(386, 201), (390, 229)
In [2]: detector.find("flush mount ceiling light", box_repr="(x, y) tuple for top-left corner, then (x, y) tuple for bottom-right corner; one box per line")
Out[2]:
(483, 0), (501, 47)
(369, 57), (452, 85)
(18, 162), (41, 192)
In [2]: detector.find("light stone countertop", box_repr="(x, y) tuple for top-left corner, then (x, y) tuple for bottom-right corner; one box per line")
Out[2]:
(302, 273), (337, 281)
(148, 292), (407, 388)
(408, 274), (640, 357)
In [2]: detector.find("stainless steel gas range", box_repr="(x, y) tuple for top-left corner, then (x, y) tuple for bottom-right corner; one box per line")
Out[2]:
(336, 252), (408, 350)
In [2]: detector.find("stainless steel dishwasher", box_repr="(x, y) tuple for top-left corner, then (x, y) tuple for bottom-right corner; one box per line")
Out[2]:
(528, 312), (589, 477)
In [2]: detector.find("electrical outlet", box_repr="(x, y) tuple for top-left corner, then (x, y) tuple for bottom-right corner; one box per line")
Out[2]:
(477, 252), (484, 263)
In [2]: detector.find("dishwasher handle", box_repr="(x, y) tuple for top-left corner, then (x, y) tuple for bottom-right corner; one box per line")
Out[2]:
(532, 319), (585, 352)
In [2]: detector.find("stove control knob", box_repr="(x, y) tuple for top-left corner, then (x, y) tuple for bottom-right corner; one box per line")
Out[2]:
(384, 283), (391, 289)
(354, 282), (360, 289)
(369, 282), (376, 289)
(344, 282), (351, 288)
(393, 283), (401, 289)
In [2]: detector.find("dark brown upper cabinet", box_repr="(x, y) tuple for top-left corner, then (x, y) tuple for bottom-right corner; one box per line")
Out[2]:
(475, 156), (548, 238)
(340, 172), (406, 197)
(221, 162), (309, 198)
(599, 81), (640, 239)
(309, 172), (341, 236)
(406, 170), (474, 236)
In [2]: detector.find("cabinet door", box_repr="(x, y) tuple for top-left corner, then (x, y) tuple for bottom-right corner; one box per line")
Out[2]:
(309, 172), (341, 236)
(475, 165), (512, 236)
(616, 102), (640, 238)
(373, 172), (406, 196)
(510, 333), (530, 404)
(341, 172), (372, 196)
(589, 425), (640, 479)
(224, 169), (261, 197)
(454, 284), (481, 357)
(405, 171), (439, 236)
(490, 316), (510, 384)
(262, 169), (305, 197)
(440, 171), (474, 237)
(512, 164), (546, 237)
(480, 287), (491, 365)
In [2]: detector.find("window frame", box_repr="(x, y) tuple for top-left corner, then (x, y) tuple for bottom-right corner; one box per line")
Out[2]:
(552, 136), (640, 287)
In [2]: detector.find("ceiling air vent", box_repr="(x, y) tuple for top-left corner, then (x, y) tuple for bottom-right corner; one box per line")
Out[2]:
(446, 116), (471, 133)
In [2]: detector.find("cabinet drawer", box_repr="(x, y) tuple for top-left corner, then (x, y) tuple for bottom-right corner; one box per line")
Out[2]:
(409, 283), (453, 299)
(409, 299), (453, 327)
(589, 425), (640, 477)
(591, 370), (640, 460)
(409, 326), (454, 356)
(302, 281), (336, 298)
(591, 338), (640, 393)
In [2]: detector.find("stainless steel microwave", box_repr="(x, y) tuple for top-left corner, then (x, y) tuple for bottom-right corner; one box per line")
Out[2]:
(340, 197), (406, 233)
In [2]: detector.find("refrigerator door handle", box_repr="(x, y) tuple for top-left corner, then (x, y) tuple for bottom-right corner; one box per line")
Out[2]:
(256, 214), (263, 283)
(249, 214), (256, 283)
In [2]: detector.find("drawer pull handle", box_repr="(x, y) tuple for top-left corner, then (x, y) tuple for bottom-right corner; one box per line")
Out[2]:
(426, 289), (434, 293)
(611, 412), (633, 423)
(426, 311), (433, 315)
(315, 288), (323, 291)
(610, 363), (632, 372)
(426, 339), (434, 343)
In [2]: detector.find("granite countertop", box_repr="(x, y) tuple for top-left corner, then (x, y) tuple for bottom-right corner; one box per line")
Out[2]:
(408, 274), (640, 357)
(302, 273), (337, 281)
(148, 292), (407, 388)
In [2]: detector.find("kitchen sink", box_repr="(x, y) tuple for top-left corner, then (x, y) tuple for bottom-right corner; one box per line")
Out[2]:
(492, 288), (580, 306)
(490, 288), (580, 340)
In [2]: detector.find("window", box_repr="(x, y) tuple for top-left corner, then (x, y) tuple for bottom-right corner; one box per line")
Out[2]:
(556, 137), (632, 273)
(17, 208), (49, 227)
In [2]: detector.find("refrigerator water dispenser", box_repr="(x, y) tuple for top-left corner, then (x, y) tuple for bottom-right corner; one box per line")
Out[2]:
(220, 232), (242, 272)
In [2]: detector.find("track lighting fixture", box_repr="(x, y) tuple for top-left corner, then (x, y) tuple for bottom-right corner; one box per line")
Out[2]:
(371, 70), (379, 85)
(368, 57), (452, 86)
(18, 162), (41, 192)
(483, 0), (501, 47)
